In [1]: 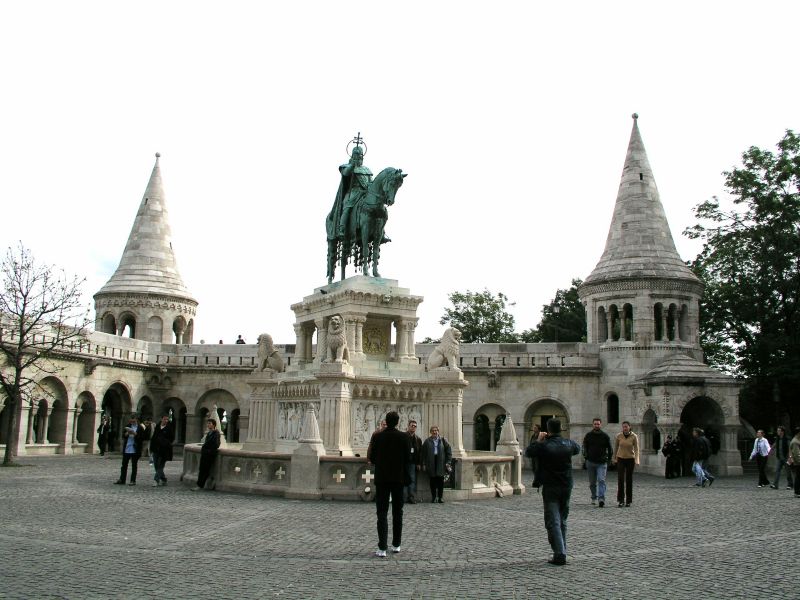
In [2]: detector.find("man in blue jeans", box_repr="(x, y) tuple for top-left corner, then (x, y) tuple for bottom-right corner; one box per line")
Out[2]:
(582, 417), (612, 508)
(526, 418), (581, 566)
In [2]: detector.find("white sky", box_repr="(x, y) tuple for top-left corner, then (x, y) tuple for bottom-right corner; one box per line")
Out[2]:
(1, 2), (798, 344)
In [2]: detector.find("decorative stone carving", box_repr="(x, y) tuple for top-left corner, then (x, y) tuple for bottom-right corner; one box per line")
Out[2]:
(326, 315), (349, 363)
(362, 326), (387, 354)
(487, 369), (499, 388)
(351, 401), (423, 447)
(277, 402), (320, 440)
(254, 333), (285, 373)
(426, 327), (462, 370)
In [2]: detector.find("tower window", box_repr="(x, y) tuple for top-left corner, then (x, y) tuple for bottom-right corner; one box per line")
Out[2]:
(639, 173), (643, 181)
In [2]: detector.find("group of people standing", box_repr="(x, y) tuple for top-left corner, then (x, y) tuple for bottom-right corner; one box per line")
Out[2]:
(367, 415), (454, 557)
(110, 414), (176, 487)
(750, 426), (800, 496)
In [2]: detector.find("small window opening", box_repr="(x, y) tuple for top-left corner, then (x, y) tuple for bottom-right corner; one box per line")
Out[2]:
(639, 173), (643, 180)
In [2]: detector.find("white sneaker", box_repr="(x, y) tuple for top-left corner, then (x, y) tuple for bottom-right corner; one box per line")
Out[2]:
(374, 549), (387, 558)
(151, 481), (159, 487)
(391, 545), (401, 553)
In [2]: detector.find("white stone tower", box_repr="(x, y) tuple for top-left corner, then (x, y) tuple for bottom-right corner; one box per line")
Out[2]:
(579, 114), (704, 353)
(94, 153), (197, 343)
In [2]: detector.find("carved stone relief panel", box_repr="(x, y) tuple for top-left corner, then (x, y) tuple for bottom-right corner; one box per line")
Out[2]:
(277, 401), (320, 440)
(351, 401), (423, 447)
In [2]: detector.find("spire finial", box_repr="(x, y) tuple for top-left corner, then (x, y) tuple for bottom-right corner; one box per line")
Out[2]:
(631, 113), (639, 120)
(155, 152), (161, 158)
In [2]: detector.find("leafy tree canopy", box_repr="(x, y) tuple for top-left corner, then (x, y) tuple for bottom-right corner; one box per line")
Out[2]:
(519, 279), (586, 343)
(685, 130), (800, 426)
(438, 289), (519, 343)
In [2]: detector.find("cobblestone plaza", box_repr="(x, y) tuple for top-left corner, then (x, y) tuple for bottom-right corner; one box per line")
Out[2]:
(0, 456), (795, 599)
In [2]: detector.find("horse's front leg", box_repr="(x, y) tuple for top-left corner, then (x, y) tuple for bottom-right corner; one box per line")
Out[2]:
(361, 224), (371, 276)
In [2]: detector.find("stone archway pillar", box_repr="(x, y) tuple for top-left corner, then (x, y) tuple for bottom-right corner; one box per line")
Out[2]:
(25, 400), (38, 445)
(488, 422), (496, 451)
(462, 418), (474, 451)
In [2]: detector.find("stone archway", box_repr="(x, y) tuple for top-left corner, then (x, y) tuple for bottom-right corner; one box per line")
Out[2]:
(163, 397), (188, 444)
(473, 403), (506, 451)
(75, 392), (96, 450)
(524, 398), (571, 443)
(101, 383), (133, 452)
(680, 395), (726, 473)
(194, 389), (239, 443)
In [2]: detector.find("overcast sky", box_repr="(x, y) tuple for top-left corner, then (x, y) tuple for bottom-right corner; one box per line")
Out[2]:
(1, 2), (798, 344)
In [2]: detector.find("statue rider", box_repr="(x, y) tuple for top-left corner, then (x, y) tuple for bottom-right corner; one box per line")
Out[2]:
(336, 145), (372, 238)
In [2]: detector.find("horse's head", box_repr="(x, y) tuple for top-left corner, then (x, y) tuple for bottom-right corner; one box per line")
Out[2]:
(378, 168), (407, 206)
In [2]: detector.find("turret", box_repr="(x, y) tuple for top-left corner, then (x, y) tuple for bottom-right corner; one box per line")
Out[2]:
(94, 153), (198, 343)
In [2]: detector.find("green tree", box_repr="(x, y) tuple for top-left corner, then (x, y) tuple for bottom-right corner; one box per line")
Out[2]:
(685, 130), (800, 427)
(519, 279), (586, 343)
(438, 289), (519, 343)
(0, 244), (90, 465)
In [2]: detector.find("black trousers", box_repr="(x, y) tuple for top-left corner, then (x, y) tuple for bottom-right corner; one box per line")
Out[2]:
(375, 482), (404, 551)
(429, 475), (444, 500)
(119, 453), (139, 483)
(616, 458), (635, 504)
(755, 454), (769, 486)
(197, 452), (217, 488)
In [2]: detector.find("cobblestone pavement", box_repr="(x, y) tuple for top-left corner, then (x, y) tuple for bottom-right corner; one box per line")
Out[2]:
(0, 456), (797, 599)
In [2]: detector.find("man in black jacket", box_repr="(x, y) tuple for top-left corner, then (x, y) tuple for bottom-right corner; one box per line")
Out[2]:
(114, 415), (146, 486)
(150, 414), (175, 487)
(526, 418), (580, 566)
(582, 418), (612, 507)
(193, 419), (221, 491)
(369, 410), (411, 558)
(691, 428), (714, 487)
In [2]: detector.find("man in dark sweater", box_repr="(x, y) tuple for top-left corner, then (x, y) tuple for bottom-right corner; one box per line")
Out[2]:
(369, 410), (411, 558)
(526, 418), (581, 566)
(582, 418), (613, 507)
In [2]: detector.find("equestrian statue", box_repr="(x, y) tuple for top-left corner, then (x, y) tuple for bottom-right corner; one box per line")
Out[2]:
(325, 133), (406, 283)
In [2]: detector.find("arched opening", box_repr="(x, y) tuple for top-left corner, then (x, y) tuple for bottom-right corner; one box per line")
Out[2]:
(147, 316), (163, 343)
(173, 316), (187, 344)
(474, 414), (490, 451)
(494, 414), (506, 447)
(47, 398), (68, 447)
(33, 399), (48, 443)
(680, 396), (725, 472)
(229, 408), (241, 443)
(654, 303), (664, 341)
(119, 313), (136, 339)
(38, 377), (69, 448)
(609, 305), (621, 341)
(473, 403), (506, 451)
(75, 392), (96, 447)
(667, 304), (677, 341)
(524, 398), (570, 442)
(607, 393), (620, 424)
(641, 408), (658, 454)
(678, 304), (689, 341)
(597, 306), (608, 342)
(163, 398), (187, 445)
(196, 389), (239, 443)
(101, 383), (133, 452)
(185, 319), (194, 344)
(101, 313), (117, 335)
(622, 303), (633, 341)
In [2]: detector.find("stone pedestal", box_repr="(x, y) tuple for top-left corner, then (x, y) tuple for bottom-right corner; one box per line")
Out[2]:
(286, 409), (326, 500)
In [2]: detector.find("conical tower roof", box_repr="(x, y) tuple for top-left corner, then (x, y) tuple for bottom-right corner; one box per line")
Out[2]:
(95, 154), (196, 301)
(583, 115), (700, 286)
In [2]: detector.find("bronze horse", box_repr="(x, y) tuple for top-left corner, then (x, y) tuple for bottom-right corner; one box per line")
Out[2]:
(327, 167), (406, 283)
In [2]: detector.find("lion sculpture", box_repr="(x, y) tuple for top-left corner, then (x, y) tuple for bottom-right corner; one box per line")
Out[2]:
(326, 315), (350, 363)
(254, 333), (285, 373)
(426, 327), (462, 370)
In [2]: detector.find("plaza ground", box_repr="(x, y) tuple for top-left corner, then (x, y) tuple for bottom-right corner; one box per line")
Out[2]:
(0, 455), (796, 599)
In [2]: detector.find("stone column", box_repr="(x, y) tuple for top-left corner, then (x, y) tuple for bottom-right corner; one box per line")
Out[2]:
(294, 324), (307, 366)
(317, 363), (354, 455)
(41, 406), (53, 443)
(175, 323), (185, 344)
(304, 327), (314, 361)
(488, 422), (496, 451)
(353, 316), (366, 359)
(315, 318), (327, 365)
(405, 319), (418, 359)
(344, 316), (356, 359)
(394, 319), (408, 360)
(71, 407), (81, 443)
(428, 370), (467, 456)
(26, 400), (38, 444)
(661, 311), (668, 341)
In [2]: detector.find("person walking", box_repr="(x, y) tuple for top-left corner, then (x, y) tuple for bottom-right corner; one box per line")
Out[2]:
(404, 419), (422, 503)
(149, 414), (175, 487)
(193, 419), (221, 491)
(421, 425), (452, 503)
(788, 429), (800, 498)
(691, 428), (715, 487)
(582, 418), (612, 507)
(749, 429), (771, 488)
(661, 435), (681, 479)
(113, 415), (145, 486)
(369, 411), (411, 558)
(97, 415), (111, 456)
(770, 426), (794, 490)
(525, 418), (581, 566)
(612, 421), (639, 507)
(529, 423), (541, 487)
